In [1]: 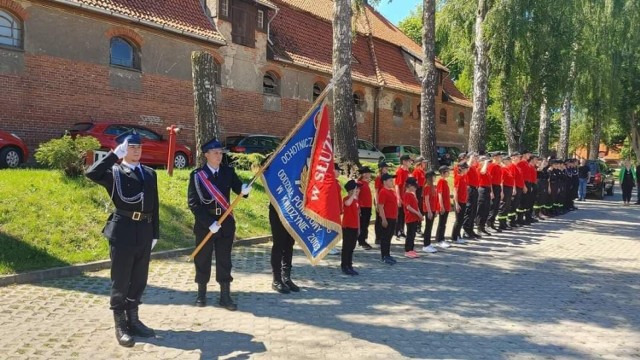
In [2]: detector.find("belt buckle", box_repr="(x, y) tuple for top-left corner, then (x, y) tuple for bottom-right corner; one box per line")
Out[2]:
(132, 212), (142, 221)
(215, 208), (221, 216)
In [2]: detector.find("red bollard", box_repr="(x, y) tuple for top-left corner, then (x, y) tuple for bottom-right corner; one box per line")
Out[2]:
(166, 125), (181, 177)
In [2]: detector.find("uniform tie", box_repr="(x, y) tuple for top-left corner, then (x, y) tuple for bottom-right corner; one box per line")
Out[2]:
(134, 166), (145, 184)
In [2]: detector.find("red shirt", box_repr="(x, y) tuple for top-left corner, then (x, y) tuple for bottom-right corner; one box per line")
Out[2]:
(454, 172), (468, 204)
(466, 165), (480, 188)
(501, 165), (515, 187)
(489, 163), (502, 186)
(423, 184), (438, 213)
(529, 163), (538, 182)
(403, 192), (421, 223)
(335, 180), (344, 213)
(436, 178), (451, 212)
(412, 168), (426, 187)
(395, 167), (410, 197)
(511, 163), (525, 188)
(374, 175), (384, 193)
(377, 187), (398, 220)
(516, 160), (531, 184)
(357, 180), (372, 208)
(342, 196), (360, 229)
(478, 164), (492, 187)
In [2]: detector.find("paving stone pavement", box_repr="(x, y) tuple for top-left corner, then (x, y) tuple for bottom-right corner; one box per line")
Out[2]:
(1, 192), (640, 360)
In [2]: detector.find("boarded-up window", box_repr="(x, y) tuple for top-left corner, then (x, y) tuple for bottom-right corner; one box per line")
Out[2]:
(313, 82), (324, 101)
(439, 108), (448, 124)
(220, 0), (230, 18)
(393, 99), (403, 117)
(231, 1), (256, 48)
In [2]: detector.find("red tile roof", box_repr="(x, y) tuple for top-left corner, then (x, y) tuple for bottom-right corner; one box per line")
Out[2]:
(51, 0), (225, 44)
(371, 38), (421, 94)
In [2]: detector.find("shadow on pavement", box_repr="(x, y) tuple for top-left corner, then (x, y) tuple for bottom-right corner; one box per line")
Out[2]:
(138, 330), (266, 359)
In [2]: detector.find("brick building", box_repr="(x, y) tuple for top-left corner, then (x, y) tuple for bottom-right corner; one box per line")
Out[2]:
(0, 0), (471, 160)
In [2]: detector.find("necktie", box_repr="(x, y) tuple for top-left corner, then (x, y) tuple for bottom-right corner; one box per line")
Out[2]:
(212, 169), (218, 181)
(134, 166), (145, 184)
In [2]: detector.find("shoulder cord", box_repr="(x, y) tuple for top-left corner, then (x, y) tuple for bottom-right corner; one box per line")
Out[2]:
(194, 172), (214, 204)
(111, 166), (145, 210)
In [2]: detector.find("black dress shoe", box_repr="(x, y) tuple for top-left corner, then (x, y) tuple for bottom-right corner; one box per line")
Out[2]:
(360, 243), (373, 250)
(272, 280), (290, 294)
(479, 228), (492, 236)
(195, 283), (206, 307)
(219, 283), (237, 311)
(349, 267), (359, 275)
(126, 308), (155, 338)
(472, 232), (482, 239)
(113, 310), (135, 347)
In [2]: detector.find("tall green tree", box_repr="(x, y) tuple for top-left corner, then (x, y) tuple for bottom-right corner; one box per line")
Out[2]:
(420, 0), (439, 167)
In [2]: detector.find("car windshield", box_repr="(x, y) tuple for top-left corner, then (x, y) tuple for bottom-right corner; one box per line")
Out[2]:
(225, 136), (244, 146)
(406, 146), (420, 154)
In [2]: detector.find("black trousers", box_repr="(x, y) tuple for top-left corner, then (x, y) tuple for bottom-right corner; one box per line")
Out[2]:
(415, 187), (424, 230)
(358, 207), (372, 245)
(476, 186), (491, 228)
(374, 211), (382, 244)
(498, 186), (513, 221)
(380, 218), (396, 258)
(510, 187), (522, 220)
(269, 206), (294, 278)
(550, 182), (560, 209)
(341, 227), (358, 269)
(463, 186), (479, 233)
(109, 239), (152, 310)
(622, 180), (634, 202)
(423, 214), (435, 246)
(488, 185), (502, 226)
(194, 223), (234, 285)
(452, 203), (467, 241)
(435, 211), (449, 242)
(395, 206), (405, 235)
(405, 222), (418, 251)
(637, 181), (640, 203)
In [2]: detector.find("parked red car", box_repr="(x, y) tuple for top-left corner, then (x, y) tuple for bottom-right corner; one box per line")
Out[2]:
(68, 122), (193, 168)
(0, 129), (29, 169)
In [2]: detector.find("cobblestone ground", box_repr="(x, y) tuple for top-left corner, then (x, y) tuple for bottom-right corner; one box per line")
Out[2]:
(1, 191), (639, 360)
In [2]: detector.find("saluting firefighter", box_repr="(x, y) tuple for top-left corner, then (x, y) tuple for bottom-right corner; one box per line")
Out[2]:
(188, 139), (251, 310)
(86, 130), (158, 348)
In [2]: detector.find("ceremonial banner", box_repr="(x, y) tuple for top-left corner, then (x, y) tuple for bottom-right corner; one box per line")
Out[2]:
(261, 104), (342, 265)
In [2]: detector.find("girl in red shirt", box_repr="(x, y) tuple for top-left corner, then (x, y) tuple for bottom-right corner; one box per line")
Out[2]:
(376, 173), (398, 265)
(341, 180), (361, 275)
(452, 162), (470, 244)
(422, 170), (438, 253)
(435, 166), (452, 248)
(403, 178), (423, 258)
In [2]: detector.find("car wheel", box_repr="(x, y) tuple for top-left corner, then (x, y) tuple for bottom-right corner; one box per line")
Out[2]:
(0, 147), (23, 169)
(596, 184), (604, 199)
(174, 152), (188, 169)
(606, 184), (613, 196)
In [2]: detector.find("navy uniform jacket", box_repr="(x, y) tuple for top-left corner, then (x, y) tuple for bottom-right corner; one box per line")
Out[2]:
(187, 165), (244, 238)
(85, 152), (160, 246)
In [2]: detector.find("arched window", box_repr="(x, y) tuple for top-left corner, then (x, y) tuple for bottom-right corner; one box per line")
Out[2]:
(439, 108), (448, 124)
(313, 82), (324, 101)
(0, 10), (23, 49)
(110, 37), (140, 70)
(457, 112), (465, 128)
(263, 71), (280, 96)
(393, 98), (403, 117)
(353, 92), (364, 111)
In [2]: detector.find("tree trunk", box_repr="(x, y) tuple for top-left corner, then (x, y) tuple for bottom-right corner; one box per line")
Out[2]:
(501, 92), (518, 154)
(332, 0), (359, 172)
(537, 88), (550, 157)
(588, 115), (602, 160)
(557, 57), (576, 159)
(468, 0), (491, 153)
(516, 90), (531, 151)
(192, 51), (220, 166)
(630, 112), (640, 159)
(420, 0), (438, 169)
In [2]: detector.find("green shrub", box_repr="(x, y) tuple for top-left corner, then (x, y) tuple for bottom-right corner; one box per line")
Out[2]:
(228, 152), (266, 171)
(35, 135), (101, 177)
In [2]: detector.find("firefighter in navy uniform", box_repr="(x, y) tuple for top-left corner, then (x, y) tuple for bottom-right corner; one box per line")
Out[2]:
(534, 157), (550, 219)
(548, 160), (562, 216)
(187, 139), (251, 310)
(85, 130), (158, 347)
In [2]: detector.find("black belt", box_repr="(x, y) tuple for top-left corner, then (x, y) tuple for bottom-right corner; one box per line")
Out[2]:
(115, 209), (152, 222)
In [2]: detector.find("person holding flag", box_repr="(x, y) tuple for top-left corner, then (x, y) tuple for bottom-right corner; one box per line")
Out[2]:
(187, 138), (252, 310)
(269, 202), (301, 294)
(356, 167), (374, 250)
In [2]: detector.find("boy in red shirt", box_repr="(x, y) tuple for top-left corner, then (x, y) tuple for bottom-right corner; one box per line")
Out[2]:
(377, 173), (398, 265)
(329, 163), (343, 256)
(452, 162), (470, 244)
(403, 178), (423, 258)
(341, 180), (361, 275)
(435, 165), (452, 248)
(412, 157), (428, 233)
(422, 170), (438, 253)
(356, 166), (374, 250)
(394, 154), (412, 238)
(374, 162), (390, 245)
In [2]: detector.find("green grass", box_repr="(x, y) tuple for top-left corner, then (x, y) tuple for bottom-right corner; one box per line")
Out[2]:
(0, 169), (271, 275)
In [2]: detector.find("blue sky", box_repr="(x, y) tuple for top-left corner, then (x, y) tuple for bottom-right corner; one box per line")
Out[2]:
(375, 0), (421, 25)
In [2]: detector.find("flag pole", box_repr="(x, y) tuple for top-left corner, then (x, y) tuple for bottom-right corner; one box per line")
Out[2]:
(187, 66), (347, 261)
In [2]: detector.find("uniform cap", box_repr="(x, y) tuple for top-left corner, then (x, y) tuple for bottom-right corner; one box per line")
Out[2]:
(458, 152), (468, 160)
(344, 179), (362, 191)
(359, 166), (373, 174)
(458, 162), (470, 169)
(438, 165), (451, 174)
(400, 154), (411, 162)
(426, 170), (437, 178)
(201, 138), (226, 153)
(414, 156), (425, 163)
(378, 161), (390, 169)
(115, 129), (142, 145)
(381, 173), (396, 181)
(405, 177), (418, 187)
(510, 151), (521, 157)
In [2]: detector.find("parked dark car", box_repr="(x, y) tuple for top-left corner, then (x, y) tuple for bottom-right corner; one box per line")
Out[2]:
(586, 159), (615, 199)
(67, 122), (193, 169)
(437, 146), (461, 166)
(225, 135), (282, 155)
(381, 145), (420, 164)
(0, 129), (29, 169)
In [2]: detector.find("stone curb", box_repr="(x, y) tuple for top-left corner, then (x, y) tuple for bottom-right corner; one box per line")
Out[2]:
(0, 235), (272, 287)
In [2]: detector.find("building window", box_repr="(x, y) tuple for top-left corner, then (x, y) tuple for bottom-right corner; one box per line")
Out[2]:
(313, 82), (324, 101)
(439, 108), (448, 124)
(393, 98), (403, 117)
(257, 10), (264, 30)
(110, 37), (140, 70)
(231, 1), (256, 47)
(213, 59), (222, 85)
(220, 0), (229, 18)
(263, 71), (280, 96)
(353, 92), (364, 111)
(0, 10), (22, 49)
(415, 102), (421, 119)
(457, 112), (465, 128)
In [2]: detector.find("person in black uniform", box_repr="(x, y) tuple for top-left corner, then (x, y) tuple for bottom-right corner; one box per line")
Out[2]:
(548, 160), (562, 216)
(269, 203), (301, 294)
(85, 130), (158, 347)
(188, 139), (251, 310)
(497, 152), (514, 231)
(534, 157), (549, 219)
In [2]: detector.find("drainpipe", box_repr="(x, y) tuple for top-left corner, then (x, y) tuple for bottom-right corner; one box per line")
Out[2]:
(267, 8), (280, 45)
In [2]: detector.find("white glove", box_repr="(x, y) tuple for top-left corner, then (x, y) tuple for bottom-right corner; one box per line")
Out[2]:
(113, 140), (129, 159)
(241, 183), (252, 195)
(209, 221), (221, 234)
(151, 239), (158, 250)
